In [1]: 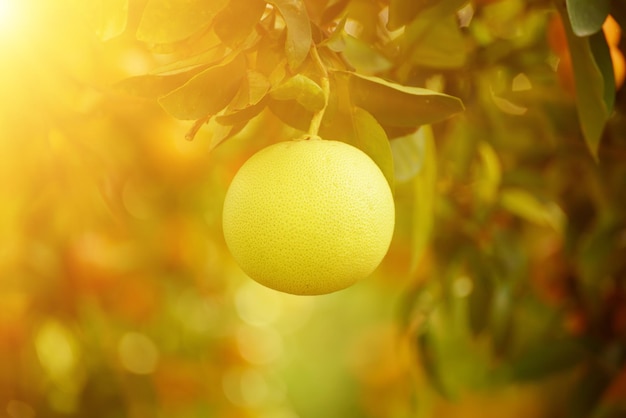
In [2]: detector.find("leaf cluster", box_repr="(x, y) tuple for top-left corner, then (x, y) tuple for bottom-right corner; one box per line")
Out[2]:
(117, 0), (465, 186)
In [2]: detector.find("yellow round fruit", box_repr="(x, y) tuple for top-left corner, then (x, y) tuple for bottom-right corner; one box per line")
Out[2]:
(222, 138), (395, 295)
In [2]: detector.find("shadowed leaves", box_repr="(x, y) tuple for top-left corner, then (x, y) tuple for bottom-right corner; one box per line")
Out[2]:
(338, 71), (464, 128)
(269, 0), (312, 70)
(159, 54), (246, 120)
(137, 0), (229, 44)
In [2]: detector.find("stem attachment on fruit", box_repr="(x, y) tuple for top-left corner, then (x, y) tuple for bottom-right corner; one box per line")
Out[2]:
(307, 45), (330, 139)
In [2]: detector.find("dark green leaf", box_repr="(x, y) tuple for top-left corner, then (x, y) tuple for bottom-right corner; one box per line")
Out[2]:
(158, 54), (246, 120)
(566, 0), (610, 36)
(255, 30), (289, 86)
(511, 338), (587, 381)
(467, 258), (494, 336)
(569, 366), (612, 418)
(416, 332), (453, 399)
(387, 0), (425, 30)
(267, 98), (312, 131)
(269, 0), (312, 70)
(230, 71), (271, 109)
(137, 0), (228, 44)
(214, 0), (265, 46)
(490, 281), (514, 357)
(269, 74), (325, 112)
(559, 2), (613, 159)
(216, 100), (266, 126)
(338, 71), (464, 127)
(215, 71), (270, 125)
(590, 31), (616, 113)
(577, 216), (623, 315)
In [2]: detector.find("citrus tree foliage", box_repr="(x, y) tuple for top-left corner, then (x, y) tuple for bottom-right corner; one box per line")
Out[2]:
(119, 0), (465, 184)
(1, 0), (626, 417)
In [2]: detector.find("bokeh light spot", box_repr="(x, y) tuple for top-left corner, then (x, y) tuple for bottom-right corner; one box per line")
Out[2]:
(236, 325), (283, 365)
(118, 332), (159, 375)
(235, 281), (282, 326)
(453, 276), (473, 298)
(222, 367), (271, 407)
(35, 320), (79, 381)
(174, 290), (219, 335)
(234, 280), (316, 331)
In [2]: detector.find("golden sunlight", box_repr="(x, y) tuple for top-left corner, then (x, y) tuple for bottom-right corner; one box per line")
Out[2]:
(0, 0), (26, 39)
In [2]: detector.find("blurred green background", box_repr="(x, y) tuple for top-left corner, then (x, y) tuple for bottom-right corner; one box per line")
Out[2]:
(1, 0), (626, 417)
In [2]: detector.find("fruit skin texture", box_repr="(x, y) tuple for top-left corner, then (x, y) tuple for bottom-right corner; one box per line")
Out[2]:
(222, 139), (395, 296)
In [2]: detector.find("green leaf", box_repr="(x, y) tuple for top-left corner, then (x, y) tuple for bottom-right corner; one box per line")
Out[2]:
(114, 66), (207, 99)
(490, 281), (514, 356)
(232, 71), (271, 109)
(216, 100), (266, 126)
(302, 0), (349, 25)
(267, 98), (312, 131)
(566, 0), (610, 36)
(387, 0), (425, 30)
(511, 338), (587, 381)
(590, 31), (616, 113)
(475, 141), (501, 204)
(318, 0), (349, 25)
(409, 16), (467, 69)
(87, 0), (128, 41)
(338, 71), (464, 127)
(215, 71), (270, 125)
(269, 0), (312, 70)
(208, 119), (248, 151)
(390, 128), (426, 182)
(137, 0), (228, 44)
(559, 4), (613, 159)
(576, 216), (622, 315)
(349, 108), (395, 189)
(500, 188), (566, 231)
(158, 54), (246, 120)
(467, 270), (494, 336)
(410, 126), (436, 270)
(269, 74), (325, 112)
(399, 0), (468, 49)
(416, 332), (453, 399)
(214, 0), (266, 46)
(569, 366), (612, 418)
(148, 47), (227, 75)
(341, 34), (393, 75)
(320, 107), (395, 189)
(251, 30), (289, 87)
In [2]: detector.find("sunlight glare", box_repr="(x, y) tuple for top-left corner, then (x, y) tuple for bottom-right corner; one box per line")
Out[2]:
(0, 0), (26, 39)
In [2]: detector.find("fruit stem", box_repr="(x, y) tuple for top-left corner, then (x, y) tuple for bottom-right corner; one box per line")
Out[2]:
(307, 45), (330, 139)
